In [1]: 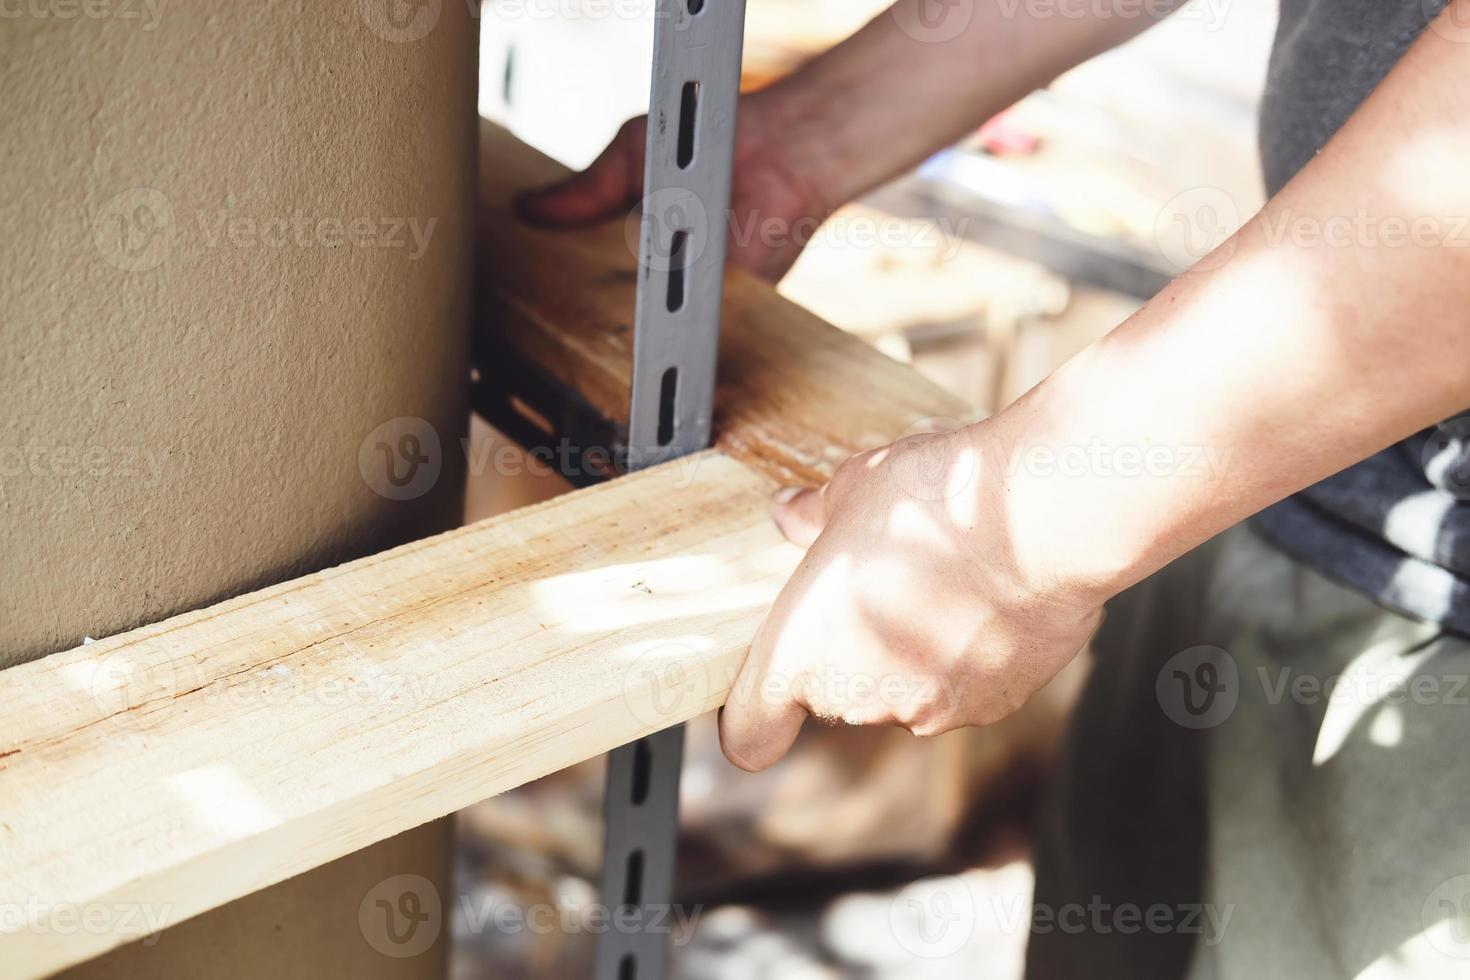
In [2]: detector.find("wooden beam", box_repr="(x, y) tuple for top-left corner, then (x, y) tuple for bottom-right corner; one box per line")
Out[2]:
(0, 453), (792, 977)
(0, 123), (976, 977)
(477, 121), (971, 487)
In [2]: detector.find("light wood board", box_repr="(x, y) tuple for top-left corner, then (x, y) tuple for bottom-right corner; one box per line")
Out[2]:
(0, 455), (793, 975)
(1, 122), (974, 977)
(477, 121), (972, 487)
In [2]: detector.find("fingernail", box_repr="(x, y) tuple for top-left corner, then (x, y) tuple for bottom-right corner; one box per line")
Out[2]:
(772, 486), (801, 505)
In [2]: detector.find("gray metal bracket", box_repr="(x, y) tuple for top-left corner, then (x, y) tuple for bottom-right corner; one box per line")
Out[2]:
(593, 725), (688, 980)
(596, 0), (747, 976)
(623, 0), (747, 470)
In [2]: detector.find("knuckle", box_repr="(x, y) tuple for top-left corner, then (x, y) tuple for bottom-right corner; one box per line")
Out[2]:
(616, 116), (647, 146)
(906, 715), (960, 739)
(836, 704), (891, 728)
(894, 695), (947, 734)
(827, 456), (866, 499)
(833, 454), (865, 483)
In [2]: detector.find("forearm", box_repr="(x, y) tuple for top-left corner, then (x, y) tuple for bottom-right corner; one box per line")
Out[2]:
(760, 0), (1178, 209)
(983, 4), (1470, 603)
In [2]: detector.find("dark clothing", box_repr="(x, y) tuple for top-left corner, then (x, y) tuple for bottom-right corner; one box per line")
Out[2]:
(1254, 0), (1470, 636)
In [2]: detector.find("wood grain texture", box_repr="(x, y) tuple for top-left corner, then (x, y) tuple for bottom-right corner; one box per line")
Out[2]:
(478, 120), (973, 487)
(0, 453), (794, 977)
(2, 123), (980, 977)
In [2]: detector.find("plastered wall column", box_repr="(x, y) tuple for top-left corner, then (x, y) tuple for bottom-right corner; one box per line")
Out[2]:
(2, 1), (477, 976)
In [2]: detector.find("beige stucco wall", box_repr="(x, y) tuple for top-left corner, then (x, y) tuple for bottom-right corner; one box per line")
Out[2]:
(1, 0), (474, 666)
(2, 1), (477, 976)
(66, 820), (455, 980)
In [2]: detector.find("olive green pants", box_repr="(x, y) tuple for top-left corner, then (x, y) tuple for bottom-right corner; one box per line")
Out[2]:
(1027, 525), (1470, 979)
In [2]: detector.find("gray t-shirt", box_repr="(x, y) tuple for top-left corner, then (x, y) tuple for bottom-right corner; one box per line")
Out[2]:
(1251, 0), (1470, 635)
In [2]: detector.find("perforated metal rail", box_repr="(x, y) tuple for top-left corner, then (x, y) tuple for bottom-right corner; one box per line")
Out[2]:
(595, 0), (747, 976)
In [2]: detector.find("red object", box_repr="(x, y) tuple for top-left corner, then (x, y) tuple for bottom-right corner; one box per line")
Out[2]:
(977, 111), (1041, 156)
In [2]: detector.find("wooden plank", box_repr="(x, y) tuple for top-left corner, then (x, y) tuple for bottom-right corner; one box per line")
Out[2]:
(478, 120), (972, 487)
(1, 124), (980, 977)
(0, 453), (795, 977)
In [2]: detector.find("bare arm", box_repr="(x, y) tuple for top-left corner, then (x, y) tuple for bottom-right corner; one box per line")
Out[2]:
(769, 0), (1182, 208)
(994, 3), (1470, 599)
(719, 3), (1470, 769)
(519, 0), (1178, 277)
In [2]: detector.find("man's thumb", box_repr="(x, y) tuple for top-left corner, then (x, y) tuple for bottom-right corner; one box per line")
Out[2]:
(515, 122), (643, 227)
(770, 485), (826, 549)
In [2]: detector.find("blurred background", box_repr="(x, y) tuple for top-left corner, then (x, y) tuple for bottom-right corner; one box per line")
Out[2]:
(462, 0), (1272, 975)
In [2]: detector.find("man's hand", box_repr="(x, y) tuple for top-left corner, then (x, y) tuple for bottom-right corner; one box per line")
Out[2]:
(718, 425), (1105, 772)
(722, 0), (1470, 774)
(514, 0), (1166, 282)
(515, 91), (833, 282)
